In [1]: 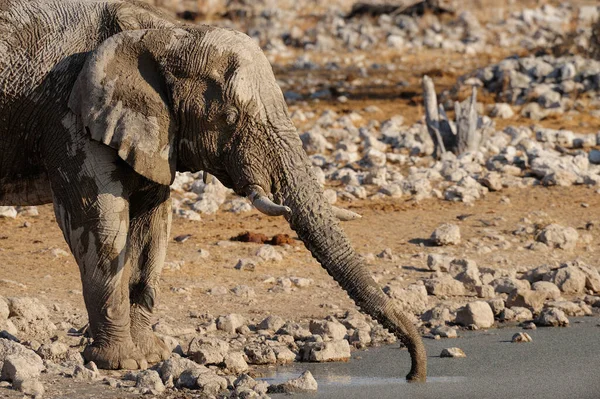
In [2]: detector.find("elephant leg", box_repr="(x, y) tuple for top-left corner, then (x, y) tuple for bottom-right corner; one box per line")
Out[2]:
(128, 185), (172, 364)
(49, 139), (146, 370)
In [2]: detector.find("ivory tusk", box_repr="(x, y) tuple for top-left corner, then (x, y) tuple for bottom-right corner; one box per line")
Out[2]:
(332, 206), (362, 221)
(247, 186), (291, 217)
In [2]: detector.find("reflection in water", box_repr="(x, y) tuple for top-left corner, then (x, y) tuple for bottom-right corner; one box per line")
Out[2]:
(261, 372), (466, 388)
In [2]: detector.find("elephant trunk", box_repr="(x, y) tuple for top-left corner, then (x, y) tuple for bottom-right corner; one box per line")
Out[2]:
(272, 158), (427, 382)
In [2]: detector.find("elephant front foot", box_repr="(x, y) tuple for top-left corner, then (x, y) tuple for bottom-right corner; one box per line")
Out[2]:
(83, 341), (148, 370)
(132, 331), (171, 364)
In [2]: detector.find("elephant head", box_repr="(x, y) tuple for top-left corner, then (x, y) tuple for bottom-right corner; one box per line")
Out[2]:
(69, 26), (427, 381)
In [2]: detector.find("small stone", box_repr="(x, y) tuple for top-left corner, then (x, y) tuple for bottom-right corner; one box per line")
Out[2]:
(1, 354), (44, 382)
(188, 337), (230, 365)
(14, 378), (44, 397)
(158, 356), (205, 383)
(231, 285), (256, 298)
(195, 372), (228, 396)
(511, 332), (532, 343)
(431, 325), (458, 338)
(522, 322), (537, 330)
(440, 347), (466, 358)
(491, 277), (530, 294)
(290, 277), (313, 288)
(258, 315), (285, 331)
(531, 281), (562, 300)
(424, 275), (466, 297)
(535, 308), (569, 327)
(268, 370), (318, 393)
(476, 285), (495, 298)
(431, 224), (461, 246)
(235, 258), (257, 271)
(302, 340), (351, 362)
(552, 265), (586, 294)
(0, 207), (17, 219)
(309, 320), (347, 341)
(455, 301), (494, 328)
(223, 352), (249, 373)
(506, 289), (546, 312)
(6, 297), (49, 321)
(487, 297), (505, 316)
(208, 286), (228, 296)
(216, 314), (246, 333)
(256, 245), (283, 262)
(536, 224), (579, 250)
(136, 370), (165, 393)
(449, 259), (481, 288)
(426, 254), (453, 272)
(489, 103), (514, 119)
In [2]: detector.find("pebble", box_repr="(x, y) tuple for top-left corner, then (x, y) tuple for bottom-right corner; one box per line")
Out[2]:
(440, 347), (466, 358)
(431, 223), (461, 246)
(268, 370), (318, 393)
(511, 332), (532, 343)
(455, 301), (495, 329)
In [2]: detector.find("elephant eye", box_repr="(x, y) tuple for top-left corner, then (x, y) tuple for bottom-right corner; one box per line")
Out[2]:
(225, 107), (239, 126)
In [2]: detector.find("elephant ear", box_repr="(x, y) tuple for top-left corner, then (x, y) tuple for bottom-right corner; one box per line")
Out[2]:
(69, 30), (177, 186)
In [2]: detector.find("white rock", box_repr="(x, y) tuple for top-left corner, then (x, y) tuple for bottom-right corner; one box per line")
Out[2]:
(290, 277), (313, 288)
(455, 301), (494, 328)
(136, 370), (165, 393)
(256, 245), (283, 262)
(511, 332), (532, 343)
(195, 371), (228, 395)
(0, 207), (17, 219)
(427, 254), (453, 272)
(0, 339), (44, 379)
(440, 347), (466, 358)
(309, 320), (347, 341)
(223, 352), (249, 373)
(14, 378), (44, 397)
(268, 370), (318, 393)
(431, 325), (458, 338)
(188, 337), (230, 365)
(302, 340), (351, 362)
(1, 354), (44, 382)
(424, 275), (466, 297)
(449, 259), (481, 288)
(536, 224), (579, 250)
(535, 308), (569, 327)
(431, 224), (461, 246)
(6, 297), (49, 321)
(158, 355), (205, 383)
(552, 265), (587, 294)
(216, 314), (246, 333)
(489, 103), (514, 119)
(531, 281), (562, 300)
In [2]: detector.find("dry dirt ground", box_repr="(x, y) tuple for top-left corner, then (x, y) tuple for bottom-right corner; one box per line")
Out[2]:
(1, 186), (598, 327)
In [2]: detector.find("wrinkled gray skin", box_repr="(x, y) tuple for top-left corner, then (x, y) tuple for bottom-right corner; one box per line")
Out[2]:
(0, 0), (426, 381)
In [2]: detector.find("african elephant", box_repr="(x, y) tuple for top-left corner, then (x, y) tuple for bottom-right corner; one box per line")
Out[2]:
(0, 0), (427, 381)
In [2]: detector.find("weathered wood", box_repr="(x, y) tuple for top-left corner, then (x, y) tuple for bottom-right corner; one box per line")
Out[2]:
(422, 75), (446, 158)
(438, 103), (456, 149)
(424, 76), (484, 157)
(455, 86), (481, 153)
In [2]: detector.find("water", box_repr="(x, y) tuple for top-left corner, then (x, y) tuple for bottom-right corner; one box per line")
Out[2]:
(262, 318), (600, 399)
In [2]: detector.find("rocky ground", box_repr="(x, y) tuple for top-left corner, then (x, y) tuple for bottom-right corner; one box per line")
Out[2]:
(1, 0), (600, 398)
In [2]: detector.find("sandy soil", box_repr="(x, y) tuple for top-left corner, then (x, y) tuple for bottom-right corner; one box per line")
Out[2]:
(1, 185), (598, 329)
